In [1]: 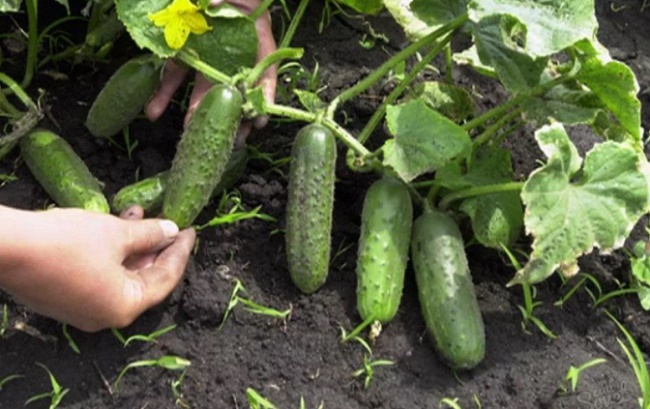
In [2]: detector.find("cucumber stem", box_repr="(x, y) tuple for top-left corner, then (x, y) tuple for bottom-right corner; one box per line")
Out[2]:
(439, 181), (524, 210)
(244, 48), (304, 89)
(472, 108), (522, 147)
(21, 0), (39, 90)
(340, 316), (376, 343)
(177, 50), (233, 85)
(0, 91), (20, 118)
(279, 0), (310, 48)
(357, 33), (453, 144)
(264, 102), (371, 156)
(444, 43), (453, 84)
(462, 94), (524, 132)
(0, 72), (37, 110)
(332, 13), (468, 106)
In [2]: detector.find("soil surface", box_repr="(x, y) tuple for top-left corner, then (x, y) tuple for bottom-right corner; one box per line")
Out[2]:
(1, 1), (650, 408)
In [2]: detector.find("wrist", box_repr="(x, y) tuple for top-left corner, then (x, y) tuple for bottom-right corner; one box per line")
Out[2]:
(0, 205), (44, 274)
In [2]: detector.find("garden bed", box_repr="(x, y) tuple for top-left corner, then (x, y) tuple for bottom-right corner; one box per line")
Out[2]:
(1, 0), (650, 408)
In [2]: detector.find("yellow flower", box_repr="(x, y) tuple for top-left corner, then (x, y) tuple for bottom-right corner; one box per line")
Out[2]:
(148, 0), (212, 50)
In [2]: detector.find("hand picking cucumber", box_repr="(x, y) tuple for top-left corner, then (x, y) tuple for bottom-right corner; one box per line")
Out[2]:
(85, 54), (162, 138)
(20, 129), (110, 213)
(112, 146), (249, 215)
(163, 84), (243, 228)
(411, 209), (485, 370)
(285, 124), (337, 294)
(356, 177), (412, 324)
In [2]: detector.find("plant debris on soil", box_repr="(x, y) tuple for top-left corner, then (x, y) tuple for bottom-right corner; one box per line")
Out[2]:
(2, 1), (650, 408)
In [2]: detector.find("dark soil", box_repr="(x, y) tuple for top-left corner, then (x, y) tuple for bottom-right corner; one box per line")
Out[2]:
(1, 1), (650, 408)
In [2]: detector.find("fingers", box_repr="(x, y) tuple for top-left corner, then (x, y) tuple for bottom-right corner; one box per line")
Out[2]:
(145, 60), (189, 122)
(132, 228), (196, 311)
(122, 218), (180, 255)
(254, 10), (278, 130)
(119, 205), (144, 220)
(185, 73), (213, 126)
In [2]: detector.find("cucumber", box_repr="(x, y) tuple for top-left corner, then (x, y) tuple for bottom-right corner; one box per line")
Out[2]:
(85, 54), (162, 138)
(112, 146), (249, 215)
(163, 84), (243, 228)
(356, 177), (412, 324)
(20, 129), (110, 213)
(85, 9), (124, 48)
(411, 209), (485, 370)
(285, 124), (337, 294)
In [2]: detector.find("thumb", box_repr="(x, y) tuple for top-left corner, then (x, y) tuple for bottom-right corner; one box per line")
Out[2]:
(122, 219), (179, 255)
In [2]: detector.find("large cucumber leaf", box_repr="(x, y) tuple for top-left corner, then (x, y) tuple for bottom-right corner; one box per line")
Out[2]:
(511, 123), (650, 285)
(383, 99), (470, 182)
(115, 0), (257, 74)
(411, 0), (469, 26)
(468, 0), (597, 58)
(522, 84), (604, 127)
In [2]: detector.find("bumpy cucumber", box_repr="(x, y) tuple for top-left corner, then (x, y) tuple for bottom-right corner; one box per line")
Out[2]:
(85, 54), (162, 138)
(285, 124), (336, 294)
(20, 129), (110, 213)
(163, 84), (243, 228)
(112, 147), (249, 214)
(356, 177), (412, 324)
(411, 209), (485, 370)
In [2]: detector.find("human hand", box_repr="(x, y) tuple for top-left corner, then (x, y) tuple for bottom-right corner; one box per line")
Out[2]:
(145, 0), (277, 142)
(0, 206), (195, 332)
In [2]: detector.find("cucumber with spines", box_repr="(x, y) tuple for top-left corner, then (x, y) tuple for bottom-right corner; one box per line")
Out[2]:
(162, 84), (243, 228)
(285, 124), (336, 294)
(20, 129), (110, 213)
(85, 54), (162, 138)
(356, 177), (412, 324)
(411, 208), (485, 370)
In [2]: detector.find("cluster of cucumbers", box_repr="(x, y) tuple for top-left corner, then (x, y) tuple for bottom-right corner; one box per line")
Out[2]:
(19, 54), (248, 226)
(285, 134), (485, 370)
(18, 53), (484, 370)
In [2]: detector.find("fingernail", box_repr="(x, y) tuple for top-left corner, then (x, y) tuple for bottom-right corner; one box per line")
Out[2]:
(160, 220), (179, 239)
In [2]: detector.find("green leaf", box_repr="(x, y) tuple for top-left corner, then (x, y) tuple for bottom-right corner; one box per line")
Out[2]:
(411, 0), (469, 25)
(511, 123), (650, 285)
(453, 45), (497, 78)
(437, 146), (523, 248)
(522, 84), (604, 127)
(383, 99), (470, 182)
(468, 0), (598, 58)
(472, 15), (548, 92)
(0, 0), (21, 12)
(405, 81), (476, 122)
(576, 57), (642, 144)
(335, 0), (383, 15)
(115, 0), (257, 74)
(294, 90), (327, 113)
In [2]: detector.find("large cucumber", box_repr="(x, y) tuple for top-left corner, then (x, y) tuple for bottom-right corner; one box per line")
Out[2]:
(112, 146), (249, 215)
(85, 54), (162, 138)
(20, 129), (110, 213)
(163, 84), (243, 228)
(411, 209), (485, 370)
(285, 124), (336, 294)
(356, 177), (412, 324)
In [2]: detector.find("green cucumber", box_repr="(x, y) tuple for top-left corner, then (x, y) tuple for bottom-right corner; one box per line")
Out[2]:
(356, 177), (412, 324)
(20, 129), (110, 213)
(411, 209), (485, 370)
(112, 146), (249, 215)
(163, 84), (243, 228)
(85, 9), (124, 48)
(86, 54), (162, 138)
(285, 124), (337, 294)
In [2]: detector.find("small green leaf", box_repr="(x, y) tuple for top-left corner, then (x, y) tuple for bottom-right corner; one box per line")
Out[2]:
(334, 0), (383, 15)
(383, 99), (470, 182)
(411, 0), (469, 26)
(472, 15), (548, 92)
(512, 123), (650, 285)
(468, 0), (598, 57)
(405, 81), (476, 122)
(294, 90), (327, 113)
(576, 57), (642, 145)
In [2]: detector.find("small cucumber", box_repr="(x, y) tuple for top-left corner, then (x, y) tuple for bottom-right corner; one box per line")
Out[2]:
(112, 147), (249, 215)
(163, 84), (243, 228)
(85, 9), (124, 48)
(411, 209), (485, 370)
(285, 124), (336, 294)
(356, 177), (412, 324)
(20, 129), (110, 213)
(85, 54), (162, 138)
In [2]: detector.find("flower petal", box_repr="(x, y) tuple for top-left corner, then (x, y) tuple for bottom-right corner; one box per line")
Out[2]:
(183, 12), (212, 34)
(171, 0), (200, 13)
(164, 20), (191, 50)
(148, 7), (175, 27)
